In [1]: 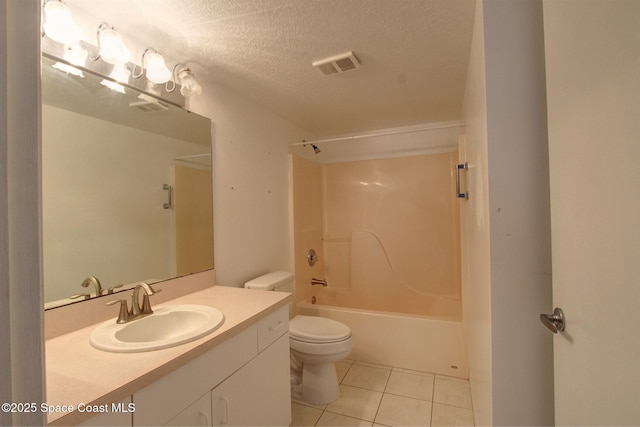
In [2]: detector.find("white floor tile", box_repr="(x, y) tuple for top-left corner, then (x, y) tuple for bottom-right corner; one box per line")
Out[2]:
(291, 402), (323, 426)
(326, 385), (383, 422)
(385, 370), (435, 401)
(433, 377), (473, 409)
(292, 360), (474, 427)
(317, 411), (373, 426)
(374, 393), (432, 427)
(431, 403), (474, 426)
(342, 364), (391, 392)
(336, 361), (352, 383)
(292, 396), (328, 411)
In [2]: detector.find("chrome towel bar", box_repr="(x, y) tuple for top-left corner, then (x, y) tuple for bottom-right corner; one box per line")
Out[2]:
(163, 184), (173, 209)
(456, 162), (469, 200)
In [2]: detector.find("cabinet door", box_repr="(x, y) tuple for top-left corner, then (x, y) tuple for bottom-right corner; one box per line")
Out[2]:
(77, 397), (133, 427)
(164, 392), (211, 426)
(133, 326), (257, 426)
(211, 334), (291, 426)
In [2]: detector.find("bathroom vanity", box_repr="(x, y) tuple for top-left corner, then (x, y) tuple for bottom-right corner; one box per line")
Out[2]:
(45, 284), (291, 426)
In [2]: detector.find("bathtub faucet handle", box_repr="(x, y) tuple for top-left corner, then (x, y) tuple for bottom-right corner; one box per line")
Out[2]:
(311, 278), (327, 287)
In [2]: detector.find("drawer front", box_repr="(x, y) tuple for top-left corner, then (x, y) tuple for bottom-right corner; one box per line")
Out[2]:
(257, 305), (289, 352)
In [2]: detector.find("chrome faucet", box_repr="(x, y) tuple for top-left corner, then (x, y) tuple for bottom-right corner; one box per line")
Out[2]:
(81, 276), (103, 298)
(311, 278), (327, 286)
(106, 282), (161, 324)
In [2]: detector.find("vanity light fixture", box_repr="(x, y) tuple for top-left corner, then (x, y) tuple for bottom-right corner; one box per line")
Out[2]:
(42, 0), (204, 99)
(42, 0), (83, 45)
(178, 68), (203, 97)
(166, 64), (203, 97)
(133, 48), (172, 85)
(62, 43), (88, 67)
(91, 22), (131, 65)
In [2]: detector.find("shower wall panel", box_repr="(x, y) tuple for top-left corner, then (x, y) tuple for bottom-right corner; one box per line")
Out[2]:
(292, 151), (462, 315)
(323, 152), (461, 302)
(291, 155), (325, 305)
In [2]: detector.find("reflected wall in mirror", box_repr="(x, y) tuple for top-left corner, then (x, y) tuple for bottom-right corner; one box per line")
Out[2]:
(42, 54), (214, 309)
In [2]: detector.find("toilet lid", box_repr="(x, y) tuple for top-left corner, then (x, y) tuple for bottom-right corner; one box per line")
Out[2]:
(289, 315), (351, 343)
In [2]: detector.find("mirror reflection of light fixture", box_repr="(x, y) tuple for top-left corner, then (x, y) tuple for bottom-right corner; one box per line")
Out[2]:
(109, 63), (130, 84)
(166, 64), (203, 98)
(92, 22), (131, 65)
(62, 43), (87, 67)
(52, 62), (84, 78)
(100, 63), (131, 93)
(43, 0), (83, 45)
(132, 48), (172, 85)
(100, 79), (126, 94)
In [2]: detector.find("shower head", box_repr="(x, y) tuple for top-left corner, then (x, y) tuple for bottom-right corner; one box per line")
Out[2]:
(311, 144), (321, 154)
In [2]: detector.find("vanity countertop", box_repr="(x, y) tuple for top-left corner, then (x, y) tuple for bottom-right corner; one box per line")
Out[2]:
(45, 285), (291, 425)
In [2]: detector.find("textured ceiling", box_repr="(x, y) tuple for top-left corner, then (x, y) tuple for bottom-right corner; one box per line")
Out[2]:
(65, 0), (476, 137)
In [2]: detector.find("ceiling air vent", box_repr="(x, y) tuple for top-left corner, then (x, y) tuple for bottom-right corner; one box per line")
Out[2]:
(312, 51), (360, 76)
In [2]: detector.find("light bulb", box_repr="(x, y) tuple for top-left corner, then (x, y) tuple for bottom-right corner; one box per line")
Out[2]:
(144, 51), (171, 84)
(178, 69), (202, 97)
(43, 1), (82, 45)
(98, 27), (131, 65)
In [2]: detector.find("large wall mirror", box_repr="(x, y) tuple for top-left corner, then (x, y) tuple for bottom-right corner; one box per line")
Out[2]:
(42, 53), (214, 309)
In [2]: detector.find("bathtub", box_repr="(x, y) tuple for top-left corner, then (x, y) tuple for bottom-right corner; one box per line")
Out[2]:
(296, 296), (468, 379)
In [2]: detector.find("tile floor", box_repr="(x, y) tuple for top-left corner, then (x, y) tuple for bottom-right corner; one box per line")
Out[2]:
(291, 360), (474, 427)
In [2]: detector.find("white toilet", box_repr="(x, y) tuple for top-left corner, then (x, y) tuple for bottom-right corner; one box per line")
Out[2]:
(244, 271), (352, 404)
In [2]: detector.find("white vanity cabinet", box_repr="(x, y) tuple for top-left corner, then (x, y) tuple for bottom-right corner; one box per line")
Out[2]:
(164, 392), (212, 426)
(211, 333), (290, 426)
(76, 397), (134, 427)
(131, 306), (290, 426)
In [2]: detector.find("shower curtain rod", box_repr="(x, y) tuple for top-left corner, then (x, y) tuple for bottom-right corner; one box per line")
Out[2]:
(174, 153), (211, 160)
(289, 122), (465, 147)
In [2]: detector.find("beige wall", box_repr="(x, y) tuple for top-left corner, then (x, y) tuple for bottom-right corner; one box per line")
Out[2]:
(188, 83), (312, 286)
(461, 1), (493, 423)
(462, 0), (553, 425)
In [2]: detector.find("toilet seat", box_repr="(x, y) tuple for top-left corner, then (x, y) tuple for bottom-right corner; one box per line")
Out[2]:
(290, 315), (351, 343)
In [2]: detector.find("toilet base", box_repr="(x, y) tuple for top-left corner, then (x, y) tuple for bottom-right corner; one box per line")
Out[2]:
(301, 362), (340, 404)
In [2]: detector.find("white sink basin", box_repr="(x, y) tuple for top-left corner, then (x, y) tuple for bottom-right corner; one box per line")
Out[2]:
(90, 304), (224, 353)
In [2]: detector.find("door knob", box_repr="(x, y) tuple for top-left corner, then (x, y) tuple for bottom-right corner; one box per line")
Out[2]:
(540, 307), (565, 333)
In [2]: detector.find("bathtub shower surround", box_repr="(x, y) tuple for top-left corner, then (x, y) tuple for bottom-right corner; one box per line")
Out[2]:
(291, 149), (465, 377)
(297, 300), (467, 378)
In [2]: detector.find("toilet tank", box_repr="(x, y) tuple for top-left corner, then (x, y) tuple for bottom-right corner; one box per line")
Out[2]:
(244, 271), (294, 293)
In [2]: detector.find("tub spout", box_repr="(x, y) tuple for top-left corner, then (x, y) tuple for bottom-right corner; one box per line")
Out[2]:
(311, 278), (327, 286)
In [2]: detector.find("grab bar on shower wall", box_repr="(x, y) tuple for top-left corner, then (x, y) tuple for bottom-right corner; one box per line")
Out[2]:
(456, 162), (469, 200)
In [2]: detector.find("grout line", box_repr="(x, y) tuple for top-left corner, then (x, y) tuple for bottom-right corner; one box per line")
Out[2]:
(369, 365), (393, 425)
(294, 359), (473, 427)
(430, 370), (437, 427)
